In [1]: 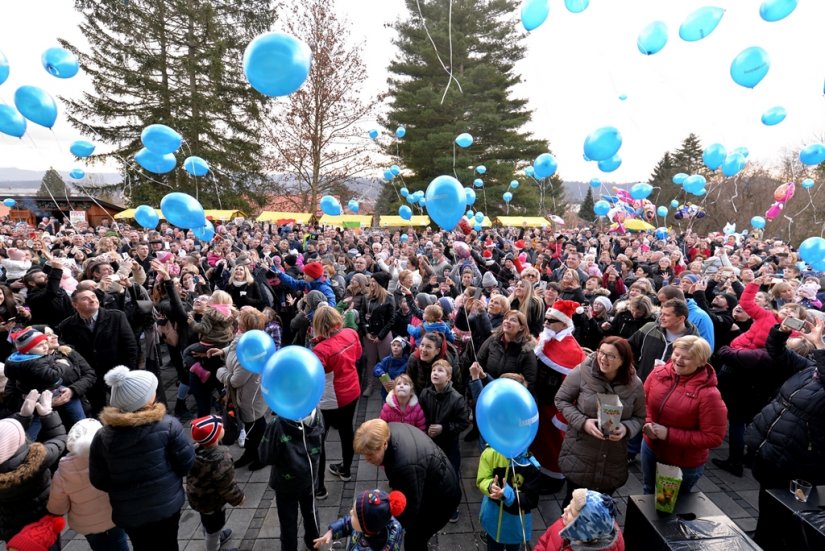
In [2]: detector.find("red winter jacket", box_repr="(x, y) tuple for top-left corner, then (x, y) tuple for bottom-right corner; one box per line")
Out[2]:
(313, 327), (362, 410)
(643, 362), (727, 469)
(535, 517), (625, 551)
(730, 282), (779, 350)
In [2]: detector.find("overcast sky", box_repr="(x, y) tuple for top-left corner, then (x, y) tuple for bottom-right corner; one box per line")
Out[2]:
(1, 0), (823, 184)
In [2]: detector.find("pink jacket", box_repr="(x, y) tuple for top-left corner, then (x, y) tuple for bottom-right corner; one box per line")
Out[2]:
(535, 517), (625, 551)
(380, 391), (427, 432)
(47, 453), (116, 535)
(730, 282), (779, 350)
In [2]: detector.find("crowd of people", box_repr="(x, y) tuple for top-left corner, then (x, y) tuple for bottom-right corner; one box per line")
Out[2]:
(0, 213), (823, 551)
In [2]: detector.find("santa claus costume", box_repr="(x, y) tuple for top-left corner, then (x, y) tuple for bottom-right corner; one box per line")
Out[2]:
(531, 300), (586, 490)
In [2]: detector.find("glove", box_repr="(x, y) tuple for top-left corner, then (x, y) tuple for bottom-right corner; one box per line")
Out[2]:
(20, 389), (40, 417)
(35, 390), (53, 417)
(502, 484), (515, 506)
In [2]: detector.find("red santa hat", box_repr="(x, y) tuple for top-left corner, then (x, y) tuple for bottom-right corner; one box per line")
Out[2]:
(482, 250), (492, 259)
(546, 299), (583, 328)
(484, 238), (495, 248)
(514, 239), (525, 250)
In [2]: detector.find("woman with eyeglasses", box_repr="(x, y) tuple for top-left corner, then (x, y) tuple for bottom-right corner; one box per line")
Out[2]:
(554, 337), (645, 508)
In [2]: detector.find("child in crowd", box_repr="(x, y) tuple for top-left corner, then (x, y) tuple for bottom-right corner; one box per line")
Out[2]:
(262, 306), (283, 352)
(407, 304), (456, 343)
(187, 415), (245, 551)
(185, 290), (236, 383)
(534, 489), (625, 551)
(418, 359), (469, 522)
(379, 373), (426, 432)
(373, 336), (411, 398)
(259, 408), (324, 551)
(477, 444), (541, 551)
(48, 418), (129, 551)
(313, 489), (407, 551)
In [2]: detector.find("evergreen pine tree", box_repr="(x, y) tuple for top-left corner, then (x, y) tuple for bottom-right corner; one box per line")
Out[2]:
(59, 0), (276, 208)
(672, 133), (708, 177)
(37, 168), (68, 199)
(379, 0), (565, 220)
(579, 186), (596, 222)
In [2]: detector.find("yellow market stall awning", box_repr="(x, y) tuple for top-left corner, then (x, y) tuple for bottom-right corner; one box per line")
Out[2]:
(114, 208), (164, 220)
(256, 211), (313, 224)
(205, 210), (245, 221)
(379, 215), (431, 227)
(318, 214), (373, 228)
(496, 216), (551, 228)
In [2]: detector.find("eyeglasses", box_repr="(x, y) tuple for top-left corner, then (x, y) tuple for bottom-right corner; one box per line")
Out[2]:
(544, 318), (562, 326)
(597, 350), (619, 361)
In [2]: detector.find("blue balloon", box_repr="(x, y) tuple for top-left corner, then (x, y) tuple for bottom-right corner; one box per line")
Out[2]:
(590, 178), (601, 188)
(368, 129), (378, 140)
(406, 192), (417, 204)
(597, 154), (622, 173)
(564, 0), (589, 13)
(319, 195), (342, 216)
(798, 237), (825, 263)
(594, 200), (610, 216)
(41, 47), (79, 78)
(618, 94), (628, 101)
(383, 169), (394, 181)
(262, 345), (325, 421)
(395, 126), (406, 139)
(69, 169), (85, 180)
(477, 377), (538, 458)
(671, 200), (680, 208)
(732, 146), (750, 158)
(703, 144), (727, 171)
(0, 50), (8, 86)
(70, 140), (95, 158)
(475, 212), (484, 222)
(141, 124), (183, 155)
(473, 178), (484, 188)
(135, 148), (177, 174)
(14, 86), (57, 128)
(3, 198), (16, 208)
(473, 223), (483, 232)
(475, 165), (487, 175)
(683, 174), (707, 195)
(419, 198), (426, 207)
(390, 164), (401, 176)
(799, 143), (825, 166)
(236, 330), (275, 375)
(455, 132), (473, 148)
(348, 199), (359, 213)
(425, 175), (465, 230)
(465, 187), (477, 206)
(583, 127), (622, 162)
(672, 173), (688, 185)
(400, 234), (409, 243)
(134, 205), (160, 229)
(521, 0), (550, 31)
(524, 166), (535, 177)
(399, 205), (412, 220)
(730, 47), (770, 89)
(630, 182), (653, 200)
(533, 153), (558, 178)
(655, 227), (669, 240)
(679, 6), (725, 42)
(637, 21), (668, 55)
(160, 192), (206, 229)
(510, 180), (519, 190)
(502, 192), (513, 203)
(193, 220), (215, 242)
(0, 105), (26, 138)
(761, 106), (786, 126)
(400, 187), (409, 198)
(812, 258), (825, 272)
(751, 216), (766, 229)
(243, 32), (311, 97)
(656, 206), (668, 217)
(466, 210), (475, 219)
(183, 156), (210, 177)
(801, 178), (814, 190)
(722, 153), (747, 177)
(760, 0), (798, 22)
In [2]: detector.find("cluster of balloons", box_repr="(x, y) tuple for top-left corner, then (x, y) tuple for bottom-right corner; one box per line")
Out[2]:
(702, 143), (750, 178)
(798, 236), (825, 272)
(243, 32), (311, 97)
(320, 195), (342, 216)
(583, 126), (622, 173)
(764, 181), (795, 221)
(476, 378), (539, 458)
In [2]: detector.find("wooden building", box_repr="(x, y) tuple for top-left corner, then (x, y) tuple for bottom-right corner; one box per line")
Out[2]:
(2, 193), (124, 228)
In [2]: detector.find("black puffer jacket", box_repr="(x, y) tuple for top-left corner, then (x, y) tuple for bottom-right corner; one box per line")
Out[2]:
(25, 265), (74, 328)
(365, 295), (395, 340)
(746, 331), (825, 486)
(258, 409), (324, 495)
(475, 334), (538, 389)
(0, 412), (67, 542)
(90, 403), (195, 529)
(604, 310), (656, 340)
(382, 422), (462, 531)
(418, 382), (469, 449)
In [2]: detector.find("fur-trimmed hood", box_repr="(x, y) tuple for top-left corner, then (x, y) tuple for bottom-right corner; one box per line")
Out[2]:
(99, 403), (167, 427)
(0, 443), (47, 490)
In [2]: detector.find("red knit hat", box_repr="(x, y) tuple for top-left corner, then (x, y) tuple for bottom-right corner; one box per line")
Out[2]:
(12, 327), (48, 354)
(302, 262), (324, 281)
(355, 489), (406, 536)
(7, 516), (65, 551)
(191, 415), (223, 447)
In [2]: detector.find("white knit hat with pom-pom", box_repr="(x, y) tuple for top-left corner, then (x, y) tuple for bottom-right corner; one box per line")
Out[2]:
(104, 366), (158, 412)
(67, 418), (103, 456)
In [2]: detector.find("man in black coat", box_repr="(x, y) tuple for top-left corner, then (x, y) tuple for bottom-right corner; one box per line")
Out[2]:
(23, 259), (74, 328)
(57, 288), (138, 415)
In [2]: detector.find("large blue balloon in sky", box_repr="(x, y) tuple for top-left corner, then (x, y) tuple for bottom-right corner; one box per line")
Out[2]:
(14, 86), (57, 128)
(0, 105), (26, 138)
(597, 154), (622, 173)
(583, 127), (622, 161)
(730, 47), (770, 89)
(564, 0), (589, 14)
(70, 140), (95, 158)
(183, 156), (210, 177)
(799, 143), (825, 166)
(672, 173), (688, 185)
(243, 32), (311, 97)
(533, 153), (558, 178)
(455, 132), (473, 148)
(594, 200), (610, 216)
(761, 106), (786, 126)
(630, 183), (653, 200)
(319, 195), (342, 216)
(0, 50), (8, 86)
(637, 21), (668, 55)
(521, 0), (549, 31)
(426, 175), (464, 230)
(465, 187), (477, 206)
(41, 47), (79, 78)
(193, 220), (215, 242)
(399, 205), (412, 220)
(703, 144), (727, 171)
(135, 148), (177, 174)
(798, 237), (825, 264)
(722, 153), (747, 177)
(679, 6), (725, 42)
(141, 124), (183, 155)
(161, 192), (206, 229)
(760, 0), (798, 22)
(134, 205), (160, 229)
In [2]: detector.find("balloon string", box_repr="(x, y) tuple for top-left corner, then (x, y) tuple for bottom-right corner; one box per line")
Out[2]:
(414, 0), (462, 104)
(22, 132), (72, 222)
(511, 457), (529, 547)
(452, 142), (458, 179)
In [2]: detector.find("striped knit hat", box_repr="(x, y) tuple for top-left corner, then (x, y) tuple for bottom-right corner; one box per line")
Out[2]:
(12, 327), (48, 354)
(191, 415), (223, 447)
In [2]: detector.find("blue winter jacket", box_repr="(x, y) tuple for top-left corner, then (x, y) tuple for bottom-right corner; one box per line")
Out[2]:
(276, 270), (337, 307)
(687, 298), (715, 350)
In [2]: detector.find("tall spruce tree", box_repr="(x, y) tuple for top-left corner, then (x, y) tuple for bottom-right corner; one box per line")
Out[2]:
(37, 169), (68, 199)
(59, 0), (276, 208)
(579, 186), (596, 222)
(379, 0), (565, 219)
(648, 134), (711, 212)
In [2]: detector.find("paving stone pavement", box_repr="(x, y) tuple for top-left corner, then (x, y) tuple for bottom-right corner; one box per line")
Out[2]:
(35, 364), (761, 550)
